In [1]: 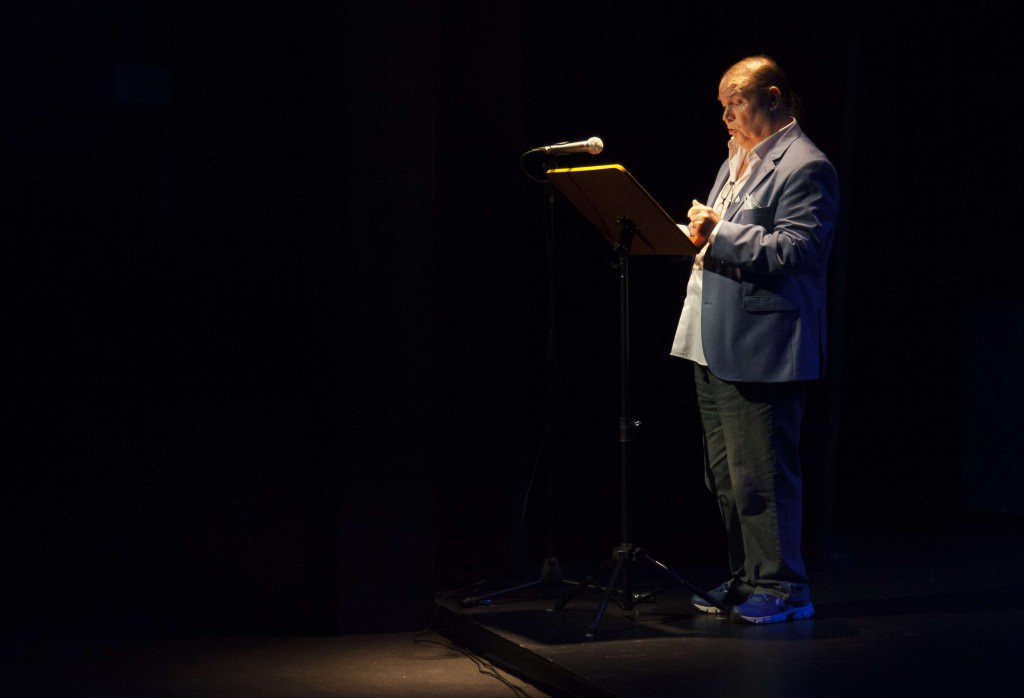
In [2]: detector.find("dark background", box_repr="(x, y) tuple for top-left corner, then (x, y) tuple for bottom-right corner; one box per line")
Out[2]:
(4, 1), (1020, 638)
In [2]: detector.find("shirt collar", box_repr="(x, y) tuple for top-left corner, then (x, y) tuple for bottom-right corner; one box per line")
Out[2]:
(726, 118), (797, 180)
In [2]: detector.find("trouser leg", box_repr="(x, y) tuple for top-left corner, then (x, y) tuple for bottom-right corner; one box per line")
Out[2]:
(694, 365), (749, 590)
(693, 363), (810, 602)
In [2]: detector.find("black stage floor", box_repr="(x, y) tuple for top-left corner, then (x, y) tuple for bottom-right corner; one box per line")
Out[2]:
(435, 516), (1024, 698)
(5, 516), (1022, 697)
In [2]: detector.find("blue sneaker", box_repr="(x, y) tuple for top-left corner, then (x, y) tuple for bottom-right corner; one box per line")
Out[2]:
(733, 593), (815, 624)
(691, 581), (747, 615)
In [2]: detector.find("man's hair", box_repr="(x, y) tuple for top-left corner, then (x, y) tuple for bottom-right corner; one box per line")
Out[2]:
(723, 55), (802, 119)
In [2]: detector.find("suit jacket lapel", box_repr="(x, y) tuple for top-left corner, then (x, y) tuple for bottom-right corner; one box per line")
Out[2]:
(724, 123), (803, 220)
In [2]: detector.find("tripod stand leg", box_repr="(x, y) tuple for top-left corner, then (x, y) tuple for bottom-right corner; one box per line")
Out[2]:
(585, 550), (630, 636)
(553, 554), (615, 611)
(460, 558), (575, 608)
(460, 578), (544, 608)
(640, 551), (724, 610)
(552, 544), (641, 636)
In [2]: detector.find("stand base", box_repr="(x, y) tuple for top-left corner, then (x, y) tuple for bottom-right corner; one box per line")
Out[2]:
(459, 558), (580, 608)
(554, 543), (720, 637)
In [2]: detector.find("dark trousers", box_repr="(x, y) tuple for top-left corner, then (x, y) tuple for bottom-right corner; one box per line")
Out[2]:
(693, 363), (811, 602)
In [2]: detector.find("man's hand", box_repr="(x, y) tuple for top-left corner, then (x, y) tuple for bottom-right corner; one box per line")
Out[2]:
(687, 199), (718, 248)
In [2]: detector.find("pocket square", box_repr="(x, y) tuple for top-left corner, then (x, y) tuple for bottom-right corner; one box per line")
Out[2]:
(742, 194), (763, 210)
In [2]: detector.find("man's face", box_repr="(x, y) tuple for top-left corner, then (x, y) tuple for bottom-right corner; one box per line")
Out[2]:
(718, 81), (773, 152)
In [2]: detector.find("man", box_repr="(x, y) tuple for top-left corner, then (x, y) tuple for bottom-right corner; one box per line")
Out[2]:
(671, 55), (839, 624)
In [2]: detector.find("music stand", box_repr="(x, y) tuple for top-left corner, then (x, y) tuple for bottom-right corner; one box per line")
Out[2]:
(544, 163), (721, 636)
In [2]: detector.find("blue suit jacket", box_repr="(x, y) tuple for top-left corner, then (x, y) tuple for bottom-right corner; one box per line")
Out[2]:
(700, 123), (839, 383)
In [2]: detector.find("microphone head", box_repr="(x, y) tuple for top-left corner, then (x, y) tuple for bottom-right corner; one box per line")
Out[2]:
(586, 136), (604, 155)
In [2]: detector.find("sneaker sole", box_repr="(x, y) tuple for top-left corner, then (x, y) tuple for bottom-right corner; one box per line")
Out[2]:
(693, 602), (727, 615)
(736, 602), (815, 624)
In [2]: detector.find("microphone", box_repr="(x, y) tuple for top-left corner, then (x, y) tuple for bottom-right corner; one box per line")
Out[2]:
(528, 136), (604, 155)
